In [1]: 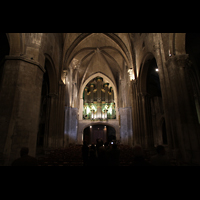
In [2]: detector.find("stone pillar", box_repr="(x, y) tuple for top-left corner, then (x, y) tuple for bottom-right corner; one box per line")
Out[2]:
(69, 65), (73, 107)
(0, 56), (45, 165)
(137, 92), (145, 146)
(194, 95), (200, 123)
(68, 107), (78, 145)
(141, 93), (154, 150)
(131, 80), (140, 146)
(119, 107), (133, 145)
(64, 106), (69, 147)
(120, 80), (126, 107)
(47, 94), (58, 148)
(79, 98), (84, 120)
(56, 81), (65, 148)
(64, 107), (78, 146)
(165, 54), (200, 164)
(137, 92), (153, 149)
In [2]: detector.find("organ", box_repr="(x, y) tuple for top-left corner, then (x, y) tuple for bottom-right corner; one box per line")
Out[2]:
(83, 77), (116, 120)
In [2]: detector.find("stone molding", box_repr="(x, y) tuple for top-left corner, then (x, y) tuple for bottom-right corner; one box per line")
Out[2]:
(5, 55), (45, 73)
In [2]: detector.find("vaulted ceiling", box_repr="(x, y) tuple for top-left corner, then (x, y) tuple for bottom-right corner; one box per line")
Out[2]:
(62, 33), (134, 91)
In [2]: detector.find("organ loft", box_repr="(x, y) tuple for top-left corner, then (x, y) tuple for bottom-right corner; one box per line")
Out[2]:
(83, 77), (116, 120)
(0, 33), (200, 166)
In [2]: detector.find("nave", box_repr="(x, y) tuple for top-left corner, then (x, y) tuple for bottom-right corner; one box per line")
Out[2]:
(36, 144), (180, 166)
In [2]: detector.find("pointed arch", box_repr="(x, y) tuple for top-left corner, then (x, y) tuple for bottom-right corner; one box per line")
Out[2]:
(138, 52), (155, 94)
(79, 72), (119, 120)
(80, 72), (117, 101)
(44, 53), (58, 95)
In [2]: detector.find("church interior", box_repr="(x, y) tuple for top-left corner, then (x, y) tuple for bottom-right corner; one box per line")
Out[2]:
(0, 33), (200, 166)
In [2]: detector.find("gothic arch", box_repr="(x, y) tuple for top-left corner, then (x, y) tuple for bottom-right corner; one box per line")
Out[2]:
(79, 72), (118, 108)
(138, 52), (156, 94)
(137, 52), (163, 148)
(44, 53), (58, 96)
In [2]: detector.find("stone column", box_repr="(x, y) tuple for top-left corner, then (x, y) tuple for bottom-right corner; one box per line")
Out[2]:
(138, 92), (154, 150)
(152, 34), (175, 156)
(137, 92), (145, 146)
(0, 56), (45, 165)
(64, 107), (78, 146)
(131, 80), (140, 146)
(56, 81), (65, 148)
(119, 107), (133, 145)
(69, 65), (73, 107)
(47, 94), (58, 148)
(64, 106), (69, 147)
(165, 54), (200, 164)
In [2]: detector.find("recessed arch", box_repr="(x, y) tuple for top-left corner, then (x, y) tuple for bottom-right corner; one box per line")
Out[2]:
(79, 72), (118, 105)
(138, 52), (156, 94)
(44, 53), (58, 95)
(79, 72), (119, 121)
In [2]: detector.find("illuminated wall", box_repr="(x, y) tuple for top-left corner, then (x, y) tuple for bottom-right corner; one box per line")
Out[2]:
(83, 77), (116, 120)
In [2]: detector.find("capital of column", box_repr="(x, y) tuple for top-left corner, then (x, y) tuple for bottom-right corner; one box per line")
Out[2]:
(70, 58), (80, 70)
(5, 55), (45, 73)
